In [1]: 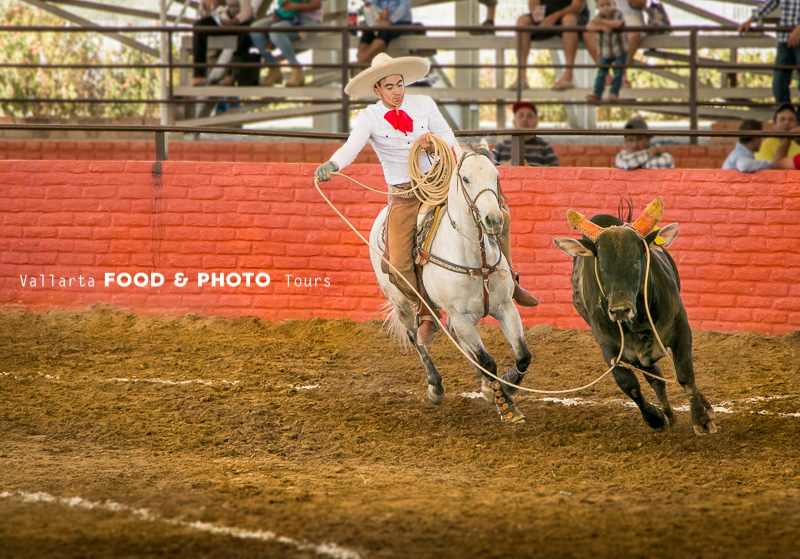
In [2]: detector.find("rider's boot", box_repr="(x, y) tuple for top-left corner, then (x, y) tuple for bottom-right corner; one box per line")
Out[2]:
(416, 302), (436, 345)
(510, 270), (540, 307)
(499, 219), (540, 307)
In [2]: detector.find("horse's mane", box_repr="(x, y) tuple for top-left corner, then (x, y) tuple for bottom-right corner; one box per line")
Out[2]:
(464, 143), (497, 165)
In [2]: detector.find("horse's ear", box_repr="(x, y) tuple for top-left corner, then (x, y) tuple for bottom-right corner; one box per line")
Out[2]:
(479, 138), (489, 151)
(453, 143), (464, 160)
(554, 237), (595, 258)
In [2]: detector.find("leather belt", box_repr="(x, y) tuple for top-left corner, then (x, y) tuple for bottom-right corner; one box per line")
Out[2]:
(388, 182), (417, 198)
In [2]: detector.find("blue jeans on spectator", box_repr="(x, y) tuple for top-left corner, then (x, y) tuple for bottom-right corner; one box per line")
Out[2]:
(250, 15), (320, 67)
(774, 42), (800, 104)
(593, 53), (627, 97)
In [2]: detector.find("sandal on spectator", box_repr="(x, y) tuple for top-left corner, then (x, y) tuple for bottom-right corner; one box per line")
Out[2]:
(192, 77), (206, 86)
(218, 74), (235, 86)
(551, 78), (574, 91)
(585, 93), (601, 103)
(608, 93), (619, 102)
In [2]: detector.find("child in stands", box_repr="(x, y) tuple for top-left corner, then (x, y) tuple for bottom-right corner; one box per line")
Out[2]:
(585, 0), (628, 103)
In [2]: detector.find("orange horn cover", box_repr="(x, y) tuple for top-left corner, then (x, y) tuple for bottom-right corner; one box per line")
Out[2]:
(567, 209), (602, 241)
(631, 197), (663, 235)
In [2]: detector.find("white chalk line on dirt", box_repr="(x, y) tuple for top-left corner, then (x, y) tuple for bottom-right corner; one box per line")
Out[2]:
(0, 491), (362, 559)
(459, 393), (800, 418)
(1, 372), (239, 387)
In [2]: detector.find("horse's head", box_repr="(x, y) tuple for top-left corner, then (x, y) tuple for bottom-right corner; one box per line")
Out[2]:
(453, 141), (503, 236)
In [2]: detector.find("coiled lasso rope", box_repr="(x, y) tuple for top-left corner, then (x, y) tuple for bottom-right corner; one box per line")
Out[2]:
(314, 136), (663, 396)
(406, 134), (455, 205)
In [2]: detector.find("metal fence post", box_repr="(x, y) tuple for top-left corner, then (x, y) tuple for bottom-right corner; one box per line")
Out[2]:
(155, 131), (168, 161)
(689, 29), (698, 146)
(341, 28), (350, 133)
(511, 134), (523, 166)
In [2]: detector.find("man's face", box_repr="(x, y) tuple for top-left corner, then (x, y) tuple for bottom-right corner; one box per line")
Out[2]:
(774, 109), (798, 132)
(624, 135), (650, 152)
(513, 107), (538, 131)
(374, 74), (405, 108)
(596, 0), (615, 16)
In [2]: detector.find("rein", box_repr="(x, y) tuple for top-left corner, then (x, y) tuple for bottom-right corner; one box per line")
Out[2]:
(592, 232), (677, 383)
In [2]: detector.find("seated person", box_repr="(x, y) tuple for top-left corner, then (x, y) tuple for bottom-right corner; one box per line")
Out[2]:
(722, 120), (772, 173)
(492, 101), (559, 166)
(755, 103), (800, 162)
(192, 0), (255, 86)
(356, 0), (413, 65)
(615, 0), (646, 88)
(615, 117), (675, 170)
(250, 0), (323, 87)
(771, 124), (800, 169)
(510, 0), (599, 90)
(585, 0), (627, 103)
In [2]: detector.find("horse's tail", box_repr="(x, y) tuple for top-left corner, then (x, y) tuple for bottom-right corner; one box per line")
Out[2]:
(380, 300), (412, 350)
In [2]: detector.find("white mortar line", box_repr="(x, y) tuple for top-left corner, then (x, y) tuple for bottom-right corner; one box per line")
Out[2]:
(0, 491), (362, 559)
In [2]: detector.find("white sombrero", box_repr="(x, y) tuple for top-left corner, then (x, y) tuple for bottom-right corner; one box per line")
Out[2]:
(344, 53), (430, 96)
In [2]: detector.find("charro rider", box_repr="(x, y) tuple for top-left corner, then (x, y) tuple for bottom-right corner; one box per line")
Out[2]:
(315, 53), (539, 346)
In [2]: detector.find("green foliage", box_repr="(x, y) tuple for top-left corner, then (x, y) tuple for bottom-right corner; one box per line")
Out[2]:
(0, 2), (161, 119)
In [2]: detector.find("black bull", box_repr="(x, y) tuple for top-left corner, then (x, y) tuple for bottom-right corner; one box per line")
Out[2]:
(554, 200), (717, 436)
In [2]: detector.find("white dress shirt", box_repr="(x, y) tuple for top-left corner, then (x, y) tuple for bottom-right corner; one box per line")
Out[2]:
(329, 95), (456, 186)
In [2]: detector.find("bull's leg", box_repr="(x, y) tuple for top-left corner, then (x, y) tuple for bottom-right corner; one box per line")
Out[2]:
(641, 363), (676, 427)
(496, 300), (532, 397)
(602, 346), (669, 431)
(449, 313), (525, 424)
(671, 321), (717, 436)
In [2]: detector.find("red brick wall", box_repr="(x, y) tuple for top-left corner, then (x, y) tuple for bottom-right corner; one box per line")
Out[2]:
(1, 161), (798, 334)
(0, 140), (731, 169)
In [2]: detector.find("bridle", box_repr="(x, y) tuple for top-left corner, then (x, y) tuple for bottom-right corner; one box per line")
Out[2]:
(417, 150), (504, 318)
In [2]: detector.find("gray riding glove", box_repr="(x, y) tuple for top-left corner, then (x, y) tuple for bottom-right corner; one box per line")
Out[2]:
(315, 161), (338, 182)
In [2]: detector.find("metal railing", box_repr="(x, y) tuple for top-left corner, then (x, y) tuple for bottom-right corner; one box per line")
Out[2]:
(0, 23), (796, 155)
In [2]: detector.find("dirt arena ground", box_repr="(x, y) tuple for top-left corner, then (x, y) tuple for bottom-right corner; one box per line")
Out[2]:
(0, 305), (799, 558)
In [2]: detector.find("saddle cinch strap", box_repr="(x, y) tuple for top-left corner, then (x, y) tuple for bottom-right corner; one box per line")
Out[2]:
(416, 209), (502, 318)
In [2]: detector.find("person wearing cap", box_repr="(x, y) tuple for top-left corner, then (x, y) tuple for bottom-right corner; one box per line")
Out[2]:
(314, 54), (539, 345)
(721, 120), (772, 173)
(491, 102), (559, 167)
(755, 103), (800, 162)
(615, 117), (675, 170)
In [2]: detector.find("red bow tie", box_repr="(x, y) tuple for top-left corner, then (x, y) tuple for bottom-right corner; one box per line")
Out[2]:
(384, 109), (413, 135)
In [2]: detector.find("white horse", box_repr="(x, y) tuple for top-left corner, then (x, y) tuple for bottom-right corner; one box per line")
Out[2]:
(368, 143), (532, 423)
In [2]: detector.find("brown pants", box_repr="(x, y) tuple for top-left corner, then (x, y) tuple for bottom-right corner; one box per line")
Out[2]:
(385, 195), (422, 305)
(385, 198), (516, 307)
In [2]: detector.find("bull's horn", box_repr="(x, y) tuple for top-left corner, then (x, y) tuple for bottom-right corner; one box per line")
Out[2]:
(631, 197), (663, 235)
(567, 209), (602, 241)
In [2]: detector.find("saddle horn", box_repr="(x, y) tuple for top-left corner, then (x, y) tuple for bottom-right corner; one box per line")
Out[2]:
(631, 197), (663, 236)
(567, 209), (602, 241)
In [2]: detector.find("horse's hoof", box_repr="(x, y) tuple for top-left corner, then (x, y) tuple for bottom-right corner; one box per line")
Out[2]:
(427, 383), (445, 405)
(500, 406), (525, 424)
(693, 420), (717, 436)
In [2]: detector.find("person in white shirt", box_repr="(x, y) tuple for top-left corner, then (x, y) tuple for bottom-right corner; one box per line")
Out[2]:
(315, 54), (538, 345)
(721, 120), (772, 173)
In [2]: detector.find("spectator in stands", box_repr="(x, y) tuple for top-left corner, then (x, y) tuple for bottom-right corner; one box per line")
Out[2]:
(771, 124), (800, 169)
(510, 0), (599, 90)
(492, 101), (559, 166)
(192, 0), (255, 86)
(615, 117), (675, 170)
(739, 0), (800, 104)
(356, 0), (413, 65)
(722, 120), (772, 173)
(755, 103), (800, 162)
(585, 0), (627, 103)
(250, 0), (323, 87)
(615, 0), (646, 88)
(470, 0), (498, 35)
